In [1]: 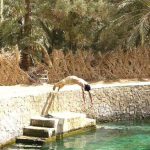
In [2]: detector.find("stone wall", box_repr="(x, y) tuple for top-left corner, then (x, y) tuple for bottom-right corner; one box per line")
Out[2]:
(0, 85), (51, 148)
(50, 84), (150, 122)
(0, 83), (150, 147)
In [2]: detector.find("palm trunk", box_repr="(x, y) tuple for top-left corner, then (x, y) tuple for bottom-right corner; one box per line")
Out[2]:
(0, 0), (3, 23)
(20, 0), (32, 71)
(0, 0), (3, 51)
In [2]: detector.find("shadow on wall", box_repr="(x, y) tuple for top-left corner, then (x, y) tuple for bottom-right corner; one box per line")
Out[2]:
(41, 92), (57, 116)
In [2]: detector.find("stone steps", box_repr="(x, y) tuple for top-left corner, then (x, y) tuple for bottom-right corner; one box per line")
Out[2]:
(10, 143), (42, 150)
(16, 136), (46, 145)
(23, 126), (55, 138)
(30, 116), (58, 128)
(16, 112), (96, 145)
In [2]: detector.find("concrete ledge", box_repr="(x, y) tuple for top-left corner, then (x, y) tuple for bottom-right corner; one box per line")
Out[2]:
(54, 125), (96, 141)
(50, 112), (96, 133)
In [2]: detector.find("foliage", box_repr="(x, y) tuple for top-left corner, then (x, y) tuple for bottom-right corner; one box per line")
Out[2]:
(0, 0), (149, 54)
(0, 0), (149, 84)
(114, 0), (150, 48)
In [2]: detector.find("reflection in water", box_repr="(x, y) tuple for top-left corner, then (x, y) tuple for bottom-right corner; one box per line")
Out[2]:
(41, 119), (150, 150)
(63, 136), (87, 149)
(41, 135), (92, 150)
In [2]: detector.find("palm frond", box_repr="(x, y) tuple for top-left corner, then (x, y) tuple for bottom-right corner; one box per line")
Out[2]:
(139, 12), (150, 45)
(118, 0), (138, 11)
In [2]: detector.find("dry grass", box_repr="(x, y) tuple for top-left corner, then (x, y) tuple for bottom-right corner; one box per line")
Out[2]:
(0, 51), (30, 85)
(47, 47), (150, 83)
(0, 47), (149, 85)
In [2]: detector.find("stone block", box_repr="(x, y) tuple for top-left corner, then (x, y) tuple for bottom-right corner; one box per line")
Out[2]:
(30, 116), (59, 128)
(23, 126), (55, 138)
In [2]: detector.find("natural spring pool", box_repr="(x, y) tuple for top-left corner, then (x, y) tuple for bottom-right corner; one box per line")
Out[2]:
(4, 119), (150, 150)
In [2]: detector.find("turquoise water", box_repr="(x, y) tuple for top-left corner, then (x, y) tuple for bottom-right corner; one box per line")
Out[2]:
(5, 119), (150, 150)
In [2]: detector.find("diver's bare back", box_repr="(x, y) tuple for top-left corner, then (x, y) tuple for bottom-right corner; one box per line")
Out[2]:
(61, 76), (87, 85)
(53, 75), (93, 106)
(53, 76), (90, 91)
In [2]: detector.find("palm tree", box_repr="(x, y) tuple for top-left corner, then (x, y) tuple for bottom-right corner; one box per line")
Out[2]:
(20, 0), (32, 71)
(114, 0), (150, 48)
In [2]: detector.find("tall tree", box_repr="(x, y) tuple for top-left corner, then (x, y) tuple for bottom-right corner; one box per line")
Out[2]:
(20, 0), (32, 71)
(0, 0), (149, 57)
(0, 0), (3, 50)
(112, 0), (150, 48)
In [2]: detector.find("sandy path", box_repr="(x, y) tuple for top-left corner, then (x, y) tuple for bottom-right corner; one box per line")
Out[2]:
(0, 79), (150, 100)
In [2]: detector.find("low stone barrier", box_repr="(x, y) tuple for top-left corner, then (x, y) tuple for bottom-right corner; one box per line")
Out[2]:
(51, 83), (150, 122)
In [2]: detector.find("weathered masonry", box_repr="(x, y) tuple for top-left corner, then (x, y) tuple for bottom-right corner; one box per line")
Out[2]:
(52, 83), (150, 122)
(0, 82), (150, 148)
